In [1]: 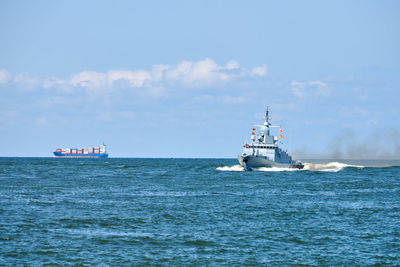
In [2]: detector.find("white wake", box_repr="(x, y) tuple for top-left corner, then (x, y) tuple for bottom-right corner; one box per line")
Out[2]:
(216, 165), (245, 171)
(216, 162), (364, 172)
(255, 167), (298, 172)
(303, 162), (364, 172)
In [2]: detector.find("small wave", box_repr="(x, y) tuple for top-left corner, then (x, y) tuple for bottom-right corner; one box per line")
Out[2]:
(182, 239), (216, 246)
(303, 162), (364, 172)
(216, 165), (245, 171)
(29, 199), (56, 205)
(117, 165), (137, 168)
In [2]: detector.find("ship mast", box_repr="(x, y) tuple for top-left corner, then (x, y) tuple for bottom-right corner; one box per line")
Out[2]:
(265, 107), (270, 136)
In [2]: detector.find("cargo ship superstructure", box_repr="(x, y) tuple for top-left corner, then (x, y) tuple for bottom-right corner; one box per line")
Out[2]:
(53, 144), (108, 158)
(238, 108), (303, 170)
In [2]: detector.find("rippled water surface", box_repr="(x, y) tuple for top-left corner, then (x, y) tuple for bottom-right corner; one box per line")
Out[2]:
(0, 158), (399, 265)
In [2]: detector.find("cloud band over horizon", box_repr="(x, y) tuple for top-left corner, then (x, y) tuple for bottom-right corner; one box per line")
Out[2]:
(0, 58), (268, 95)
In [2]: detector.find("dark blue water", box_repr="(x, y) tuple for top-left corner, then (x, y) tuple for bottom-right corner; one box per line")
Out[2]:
(0, 158), (399, 265)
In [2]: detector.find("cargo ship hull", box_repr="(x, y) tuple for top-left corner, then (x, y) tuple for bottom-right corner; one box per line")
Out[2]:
(53, 144), (108, 158)
(53, 152), (108, 158)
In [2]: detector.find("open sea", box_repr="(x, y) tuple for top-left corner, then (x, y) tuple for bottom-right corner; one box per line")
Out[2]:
(0, 157), (399, 265)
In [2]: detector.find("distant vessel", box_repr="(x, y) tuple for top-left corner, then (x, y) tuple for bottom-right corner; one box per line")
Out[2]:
(238, 108), (303, 170)
(53, 144), (108, 158)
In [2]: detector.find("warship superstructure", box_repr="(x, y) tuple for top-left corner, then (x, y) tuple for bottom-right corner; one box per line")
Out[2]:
(238, 108), (303, 170)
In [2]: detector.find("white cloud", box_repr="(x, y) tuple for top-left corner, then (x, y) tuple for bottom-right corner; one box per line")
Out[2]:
(290, 80), (329, 99)
(165, 60), (193, 80)
(43, 77), (65, 89)
(187, 58), (220, 82)
(69, 71), (108, 91)
(1, 58), (268, 94)
(290, 81), (305, 98)
(251, 64), (267, 76)
(152, 64), (169, 81)
(225, 60), (240, 70)
(69, 69), (153, 92)
(309, 80), (327, 87)
(13, 73), (41, 91)
(164, 58), (241, 86)
(309, 80), (329, 96)
(108, 70), (152, 88)
(185, 58), (229, 84)
(0, 69), (11, 84)
(291, 87), (304, 98)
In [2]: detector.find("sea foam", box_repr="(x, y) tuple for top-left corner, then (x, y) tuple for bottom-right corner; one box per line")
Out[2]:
(216, 165), (245, 171)
(217, 162), (365, 172)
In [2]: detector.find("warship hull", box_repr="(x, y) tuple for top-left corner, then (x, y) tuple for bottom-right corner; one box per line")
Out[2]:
(238, 155), (304, 170)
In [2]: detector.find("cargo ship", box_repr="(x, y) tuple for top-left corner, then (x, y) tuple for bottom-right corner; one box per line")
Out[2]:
(53, 144), (108, 158)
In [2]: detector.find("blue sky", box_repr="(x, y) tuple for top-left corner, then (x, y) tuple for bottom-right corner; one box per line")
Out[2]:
(0, 0), (399, 158)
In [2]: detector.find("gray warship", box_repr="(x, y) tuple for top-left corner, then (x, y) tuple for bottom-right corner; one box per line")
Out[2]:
(238, 108), (304, 170)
